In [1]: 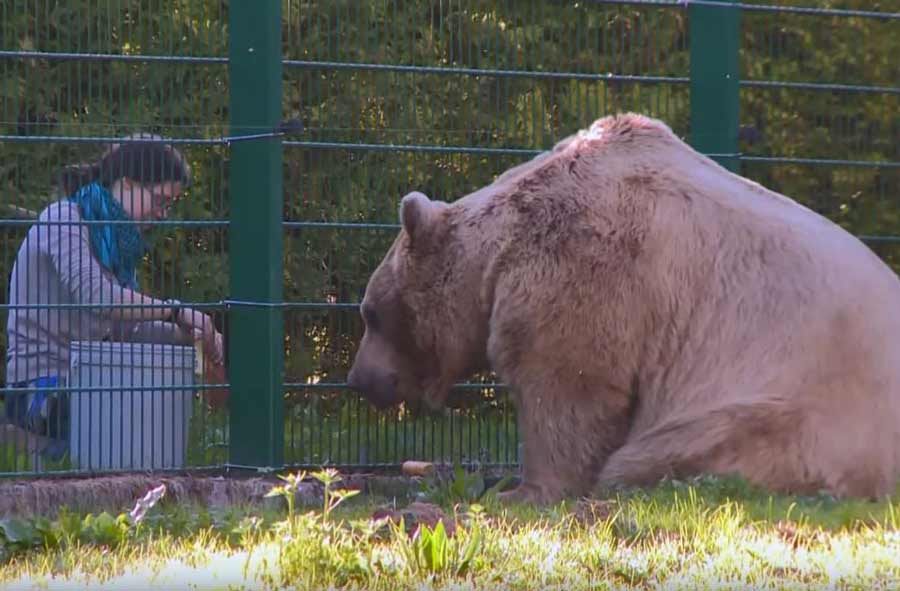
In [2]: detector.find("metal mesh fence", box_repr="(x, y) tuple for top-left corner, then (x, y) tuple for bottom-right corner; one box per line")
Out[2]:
(278, 0), (692, 470)
(1, 1), (231, 475)
(1, 0), (897, 477)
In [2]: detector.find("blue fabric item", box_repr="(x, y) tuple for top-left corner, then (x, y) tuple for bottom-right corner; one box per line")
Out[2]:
(3, 376), (69, 462)
(67, 181), (146, 289)
(25, 375), (61, 427)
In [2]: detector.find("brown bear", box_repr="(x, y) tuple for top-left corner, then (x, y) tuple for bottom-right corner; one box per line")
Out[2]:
(347, 113), (900, 503)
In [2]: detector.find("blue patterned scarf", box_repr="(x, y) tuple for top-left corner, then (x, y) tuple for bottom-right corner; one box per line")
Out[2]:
(67, 182), (146, 289)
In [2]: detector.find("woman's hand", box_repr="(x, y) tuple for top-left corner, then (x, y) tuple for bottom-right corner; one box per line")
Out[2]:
(191, 329), (230, 410)
(177, 307), (224, 364)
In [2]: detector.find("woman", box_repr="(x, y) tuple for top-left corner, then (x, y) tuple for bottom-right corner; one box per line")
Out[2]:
(4, 133), (224, 461)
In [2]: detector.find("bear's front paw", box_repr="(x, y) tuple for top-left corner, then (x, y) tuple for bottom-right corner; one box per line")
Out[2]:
(497, 483), (560, 506)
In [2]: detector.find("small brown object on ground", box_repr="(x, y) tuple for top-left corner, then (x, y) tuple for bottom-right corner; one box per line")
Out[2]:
(573, 497), (617, 526)
(401, 460), (435, 477)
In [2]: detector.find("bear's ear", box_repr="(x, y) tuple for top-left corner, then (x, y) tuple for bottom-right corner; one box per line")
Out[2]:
(400, 191), (444, 246)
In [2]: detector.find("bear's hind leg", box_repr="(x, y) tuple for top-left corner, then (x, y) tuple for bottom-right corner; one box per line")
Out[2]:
(595, 398), (813, 494)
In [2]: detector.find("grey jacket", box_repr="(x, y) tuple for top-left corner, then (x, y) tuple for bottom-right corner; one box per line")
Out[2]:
(5, 200), (189, 385)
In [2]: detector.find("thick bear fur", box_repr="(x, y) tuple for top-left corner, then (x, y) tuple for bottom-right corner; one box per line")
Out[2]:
(347, 113), (900, 503)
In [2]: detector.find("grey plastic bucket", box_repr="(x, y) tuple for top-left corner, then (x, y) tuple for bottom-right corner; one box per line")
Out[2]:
(67, 341), (195, 471)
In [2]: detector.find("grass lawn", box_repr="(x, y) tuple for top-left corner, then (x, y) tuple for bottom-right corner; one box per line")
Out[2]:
(1, 470), (899, 590)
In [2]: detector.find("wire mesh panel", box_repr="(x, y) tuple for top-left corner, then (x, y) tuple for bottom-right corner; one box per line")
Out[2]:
(0, 1), (231, 476)
(280, 0), (692, 469)
(737, 2), (900, 270)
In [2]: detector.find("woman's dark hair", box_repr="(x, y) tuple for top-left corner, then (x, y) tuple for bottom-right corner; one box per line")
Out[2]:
(57, 132), (192, 195)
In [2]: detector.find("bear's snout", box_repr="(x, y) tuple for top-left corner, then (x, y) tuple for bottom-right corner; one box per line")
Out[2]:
(347, 365), (399, 410)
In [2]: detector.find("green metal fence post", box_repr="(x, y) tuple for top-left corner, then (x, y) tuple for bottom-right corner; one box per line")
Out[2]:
(228, 0), (285, 469)
(689, 0), (741, 173)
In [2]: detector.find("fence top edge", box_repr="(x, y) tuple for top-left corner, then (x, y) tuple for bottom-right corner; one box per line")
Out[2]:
(0, 1), (895, 19)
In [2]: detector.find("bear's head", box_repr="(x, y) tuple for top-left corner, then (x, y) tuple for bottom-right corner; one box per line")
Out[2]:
(347, 191), (487, 412)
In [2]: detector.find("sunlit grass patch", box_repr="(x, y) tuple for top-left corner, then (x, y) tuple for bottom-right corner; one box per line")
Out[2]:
(1, 470), (898, 590)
